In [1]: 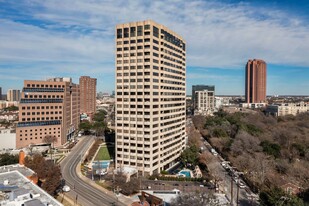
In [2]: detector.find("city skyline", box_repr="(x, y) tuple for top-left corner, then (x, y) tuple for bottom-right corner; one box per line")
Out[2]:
(1, 0), (309, 95)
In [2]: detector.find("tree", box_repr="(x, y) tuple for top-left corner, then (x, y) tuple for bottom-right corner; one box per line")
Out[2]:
(79, 120), (92, 134)
(43, 135), (57, 161)
(260, 140), (281, 158)
(93, 110), (107, 122)
(0, 153), (19, 166)
(259, 187), (304, 206)
(180, 145), (199, 166)
(92, 121), (106, 137)
(3, 105), (18, 111)
(170, 191), (221, 206)
(24, 154), (62, 195)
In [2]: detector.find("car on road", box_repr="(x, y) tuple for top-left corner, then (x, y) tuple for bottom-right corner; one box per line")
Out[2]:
(210, 148), (218, 156)
(62, 185), (71, 192)
(204, 182), (216, 189)
(237, 180), (246, 188)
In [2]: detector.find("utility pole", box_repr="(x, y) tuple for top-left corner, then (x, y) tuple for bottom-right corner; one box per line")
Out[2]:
(230, 178), (234, 206)
(236, 185), (239, 206)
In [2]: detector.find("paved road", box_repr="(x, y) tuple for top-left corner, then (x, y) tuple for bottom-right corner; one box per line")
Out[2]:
(61, 136), (126, 206)
(202, 140), (259, 206)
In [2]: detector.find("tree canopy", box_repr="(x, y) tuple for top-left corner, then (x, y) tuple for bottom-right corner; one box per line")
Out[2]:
(24, 154), (61, 195)
(180, 145), (199, 166)
(0, 153), (18, 166)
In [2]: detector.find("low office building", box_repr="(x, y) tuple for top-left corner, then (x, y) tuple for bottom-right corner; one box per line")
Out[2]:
(265, 102), (308, 116)
(16, 78), (80, 149)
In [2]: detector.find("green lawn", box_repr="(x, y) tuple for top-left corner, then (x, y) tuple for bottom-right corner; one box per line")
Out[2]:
(95, 146), (112, 160)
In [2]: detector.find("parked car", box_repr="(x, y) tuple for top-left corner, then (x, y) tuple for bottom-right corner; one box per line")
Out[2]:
(205, 182), (216, 189)
(237, 181), (246, 188)
(211, 149), (218, 156)
(62, 185), (71, 192)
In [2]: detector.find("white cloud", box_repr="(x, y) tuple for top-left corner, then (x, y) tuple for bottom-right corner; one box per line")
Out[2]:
(1, 0), (308, 70)
(0, 0), (309, 95)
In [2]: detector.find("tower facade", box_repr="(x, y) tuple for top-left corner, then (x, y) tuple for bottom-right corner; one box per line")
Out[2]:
(115, 20), (186, 176)
(245, 59), (267, 103)
(7, 89), (21, 101)
(194, 90), (215, 115)
(16, 78), (80, 148)
(79, 76), (97, 116)
(192, 85), (215, 111)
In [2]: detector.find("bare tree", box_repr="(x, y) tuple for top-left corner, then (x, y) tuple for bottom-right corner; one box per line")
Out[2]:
(170, 191), (222, 206)
(43, 135), (57, 161)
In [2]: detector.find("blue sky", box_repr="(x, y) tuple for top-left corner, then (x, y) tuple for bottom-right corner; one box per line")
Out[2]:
(0, 0), (309, 95)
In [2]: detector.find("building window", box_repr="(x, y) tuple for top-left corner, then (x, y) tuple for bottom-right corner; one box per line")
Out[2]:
(137, 26), (143, 36)
(117, 28), (122, 38)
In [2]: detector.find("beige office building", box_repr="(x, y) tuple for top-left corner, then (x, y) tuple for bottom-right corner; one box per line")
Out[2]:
(115, 20), (186, 176)
(79, 76), (97, 116)
(16, 78), (80, 149)
(194, 90), (215, 115)
(7, 89), (21, 101)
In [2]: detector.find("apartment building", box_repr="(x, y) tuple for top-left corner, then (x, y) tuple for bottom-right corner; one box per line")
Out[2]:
(245, 59), (267, 103)
(7, 89), (21, 101)
(194, 89), (215, 115)
(192, 85), (214, 107)
(265, 102), (308, 116)
(79, 76), (97, 117)
(16, 78), (80, 149)
(115, 20), (186, 176)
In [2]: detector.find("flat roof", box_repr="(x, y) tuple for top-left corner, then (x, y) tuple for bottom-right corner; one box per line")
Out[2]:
(0, 164), (35, 177)
(0, 170), (62, 206)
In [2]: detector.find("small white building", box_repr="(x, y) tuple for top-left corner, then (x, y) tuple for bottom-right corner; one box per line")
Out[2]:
(0, 128), (16, 150)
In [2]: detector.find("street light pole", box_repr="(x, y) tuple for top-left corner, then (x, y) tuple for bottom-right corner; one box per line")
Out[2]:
(230, 178), (234, 206)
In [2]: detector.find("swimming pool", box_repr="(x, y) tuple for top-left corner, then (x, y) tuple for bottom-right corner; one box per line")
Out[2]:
(92, 160), (110, 169)
(178, 170), (191, 178)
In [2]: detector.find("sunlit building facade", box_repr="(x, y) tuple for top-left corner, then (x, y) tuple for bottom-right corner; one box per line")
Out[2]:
(115, 20), (186, 176)
(16, 78), (80, 148)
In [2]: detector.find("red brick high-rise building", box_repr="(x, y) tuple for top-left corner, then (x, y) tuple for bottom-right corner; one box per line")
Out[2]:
(245, 59), (267, 103)
(79, 76), (97, 117)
